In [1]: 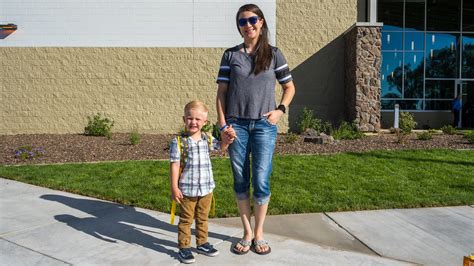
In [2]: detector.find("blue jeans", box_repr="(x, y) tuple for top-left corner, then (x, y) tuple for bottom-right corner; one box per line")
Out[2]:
(227, 117), (277, 205)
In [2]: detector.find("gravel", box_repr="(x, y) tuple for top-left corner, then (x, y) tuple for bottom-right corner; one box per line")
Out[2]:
(1, 133), (472, 165)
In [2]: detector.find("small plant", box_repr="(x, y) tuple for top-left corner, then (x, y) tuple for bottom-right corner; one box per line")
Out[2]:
(417, 131), (433, 141)
(84, 113), (114, 139)
(297, 107), (331, 134)
(396, 112), (417, 143)
(399, 112), (417, 134)
(332, 121), (364, 140)
(14, 145), (45, 160)
(464, 131), (474, 144)
(129, 129), (141, 145)
(441, 124), (457, 135)
(394, 128), (405, 143)
(428, 129), (438, 134)
(284, 132), (299, 144)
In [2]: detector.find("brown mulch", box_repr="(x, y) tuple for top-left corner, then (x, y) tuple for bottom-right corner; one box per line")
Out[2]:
(1, 133), (472, 165)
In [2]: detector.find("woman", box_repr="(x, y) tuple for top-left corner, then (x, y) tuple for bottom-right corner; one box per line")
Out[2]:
(215, 4), (296, 255)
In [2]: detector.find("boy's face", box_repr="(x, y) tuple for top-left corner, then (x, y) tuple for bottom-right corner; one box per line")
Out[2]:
(183, 108), (208, 135)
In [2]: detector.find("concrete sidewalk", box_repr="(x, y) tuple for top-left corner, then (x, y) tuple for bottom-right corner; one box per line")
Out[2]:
(1, 178), (472, 265)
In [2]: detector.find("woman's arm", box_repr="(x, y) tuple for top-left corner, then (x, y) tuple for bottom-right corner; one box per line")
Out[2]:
(279, 80), (296, 110)
(264, 80), (296, 124)
(216, 82), (229, 128)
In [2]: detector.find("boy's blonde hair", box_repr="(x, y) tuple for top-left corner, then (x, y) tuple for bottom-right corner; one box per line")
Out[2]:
(184, 100), (209, 115)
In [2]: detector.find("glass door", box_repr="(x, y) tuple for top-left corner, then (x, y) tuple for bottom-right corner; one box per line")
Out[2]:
(455, 80), (474, 128)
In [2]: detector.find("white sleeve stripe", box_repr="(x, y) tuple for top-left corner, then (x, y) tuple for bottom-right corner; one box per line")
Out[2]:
(278, 75), (292, 82)
(220, 66), (230, 69)
(275, 64), (288, 71)
(217, 77), (230, 81)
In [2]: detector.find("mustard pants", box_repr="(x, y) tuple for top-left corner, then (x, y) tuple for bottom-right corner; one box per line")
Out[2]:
(178, 192), (213, 248)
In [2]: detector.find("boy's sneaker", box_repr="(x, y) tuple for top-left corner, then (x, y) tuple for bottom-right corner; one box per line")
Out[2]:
(196, 242), (219, 257)
(178, 248), (195, 264)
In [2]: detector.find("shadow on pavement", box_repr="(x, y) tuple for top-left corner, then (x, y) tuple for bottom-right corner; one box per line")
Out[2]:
(41, 194), (237, 260)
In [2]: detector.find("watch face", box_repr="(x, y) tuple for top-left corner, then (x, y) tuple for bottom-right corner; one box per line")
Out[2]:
(278, 105), (286, 113)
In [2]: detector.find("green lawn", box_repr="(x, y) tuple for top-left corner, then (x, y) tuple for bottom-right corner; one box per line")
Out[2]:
(1, 149), (473, 217)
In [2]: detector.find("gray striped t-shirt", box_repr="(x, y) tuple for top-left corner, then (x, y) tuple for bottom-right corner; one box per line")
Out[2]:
(216, 44), (292, 120)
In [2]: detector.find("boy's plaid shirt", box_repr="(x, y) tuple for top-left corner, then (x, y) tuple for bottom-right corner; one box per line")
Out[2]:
(169, 134), (220, 197)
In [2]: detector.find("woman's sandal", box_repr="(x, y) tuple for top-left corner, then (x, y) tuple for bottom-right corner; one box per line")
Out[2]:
(252, 239), (272, 255)
(231, 239), (252, 255)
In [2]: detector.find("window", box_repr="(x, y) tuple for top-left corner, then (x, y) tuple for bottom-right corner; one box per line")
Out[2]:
(462, 34), (474, 78)
(426, 0), (461, 31)
(378, 0), (404, 31)
(404, 52), (424, 98)
(404, 32), (424, 51)
(463, 1), (474, 31)
(425, 80), (455, 98)
(425, 33), (460, 78)
(381, 52), (403, 98)
(382, 32), (403, 50)
(405, 0), (425, 31)
(379, 0), (472, 111)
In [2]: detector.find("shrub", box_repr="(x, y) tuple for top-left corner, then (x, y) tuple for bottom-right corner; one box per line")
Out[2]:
(441, 125), (457, 135)
(212, 123), (221, 140)
(129, 129), (141, 145)
(297, 107), (315, 133)
(284, 132), (299, 144)
(332, 121), (364, 140)
(399, 112), (417, 134)
(464, 131), (474, 144)
(417, 131), (433, 141)
(202, 122), (220, 140)
(297, 107), (331, 134)
(395, 112), (417, 143)
(84, 113), (114, 139)
(201, 121), (213, 133)
(15, 145), (45, 160)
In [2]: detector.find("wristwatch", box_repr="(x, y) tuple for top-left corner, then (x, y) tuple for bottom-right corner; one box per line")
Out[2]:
(276, 104), (286, 114)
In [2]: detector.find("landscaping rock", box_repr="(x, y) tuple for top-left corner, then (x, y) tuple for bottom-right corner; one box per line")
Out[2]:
(0, 133), (472, 165)
(303, 133), (335, 145)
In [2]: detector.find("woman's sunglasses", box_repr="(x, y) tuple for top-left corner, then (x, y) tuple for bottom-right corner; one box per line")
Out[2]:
(238, 16), (259, 27)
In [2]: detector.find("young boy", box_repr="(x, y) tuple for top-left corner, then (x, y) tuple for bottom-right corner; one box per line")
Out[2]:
(169, 100), (235, 264)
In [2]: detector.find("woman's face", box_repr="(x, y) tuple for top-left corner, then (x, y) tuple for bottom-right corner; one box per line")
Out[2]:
(237, 11), (264, 41)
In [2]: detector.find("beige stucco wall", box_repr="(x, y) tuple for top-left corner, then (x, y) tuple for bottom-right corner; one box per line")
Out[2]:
(0, 0), (357, 135)
(278, 0), (357, 130)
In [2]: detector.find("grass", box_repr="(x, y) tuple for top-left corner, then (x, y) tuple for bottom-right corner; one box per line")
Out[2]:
(1, 149), (473, 217)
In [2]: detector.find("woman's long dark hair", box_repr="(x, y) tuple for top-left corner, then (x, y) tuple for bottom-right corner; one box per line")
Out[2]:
(236, 4), (272, 75)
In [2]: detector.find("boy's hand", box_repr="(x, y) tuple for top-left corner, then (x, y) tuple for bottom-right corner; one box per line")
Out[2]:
(223, 125), (236, 143)
(171, 187), (183, 204)
(220, 125), (236, 151)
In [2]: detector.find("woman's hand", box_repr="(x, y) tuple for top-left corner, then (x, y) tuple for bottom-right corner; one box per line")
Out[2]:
(263, 109), (284, 125)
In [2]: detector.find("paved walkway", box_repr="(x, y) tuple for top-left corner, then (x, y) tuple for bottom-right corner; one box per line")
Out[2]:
(1, 178), (472, 265)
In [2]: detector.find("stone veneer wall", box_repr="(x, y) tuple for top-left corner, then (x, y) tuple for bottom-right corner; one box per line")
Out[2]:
(344, 25), (382, 132)
(0, 0), (357, 134)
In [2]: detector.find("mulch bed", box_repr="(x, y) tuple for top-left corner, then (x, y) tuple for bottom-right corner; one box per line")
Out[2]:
(1, 133), (472, 165)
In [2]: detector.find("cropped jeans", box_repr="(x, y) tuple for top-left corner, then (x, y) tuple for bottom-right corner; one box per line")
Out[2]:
(227, 117), (278, 205)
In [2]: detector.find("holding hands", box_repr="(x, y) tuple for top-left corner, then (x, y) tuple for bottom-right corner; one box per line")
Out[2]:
(220, 125), (236, 151)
